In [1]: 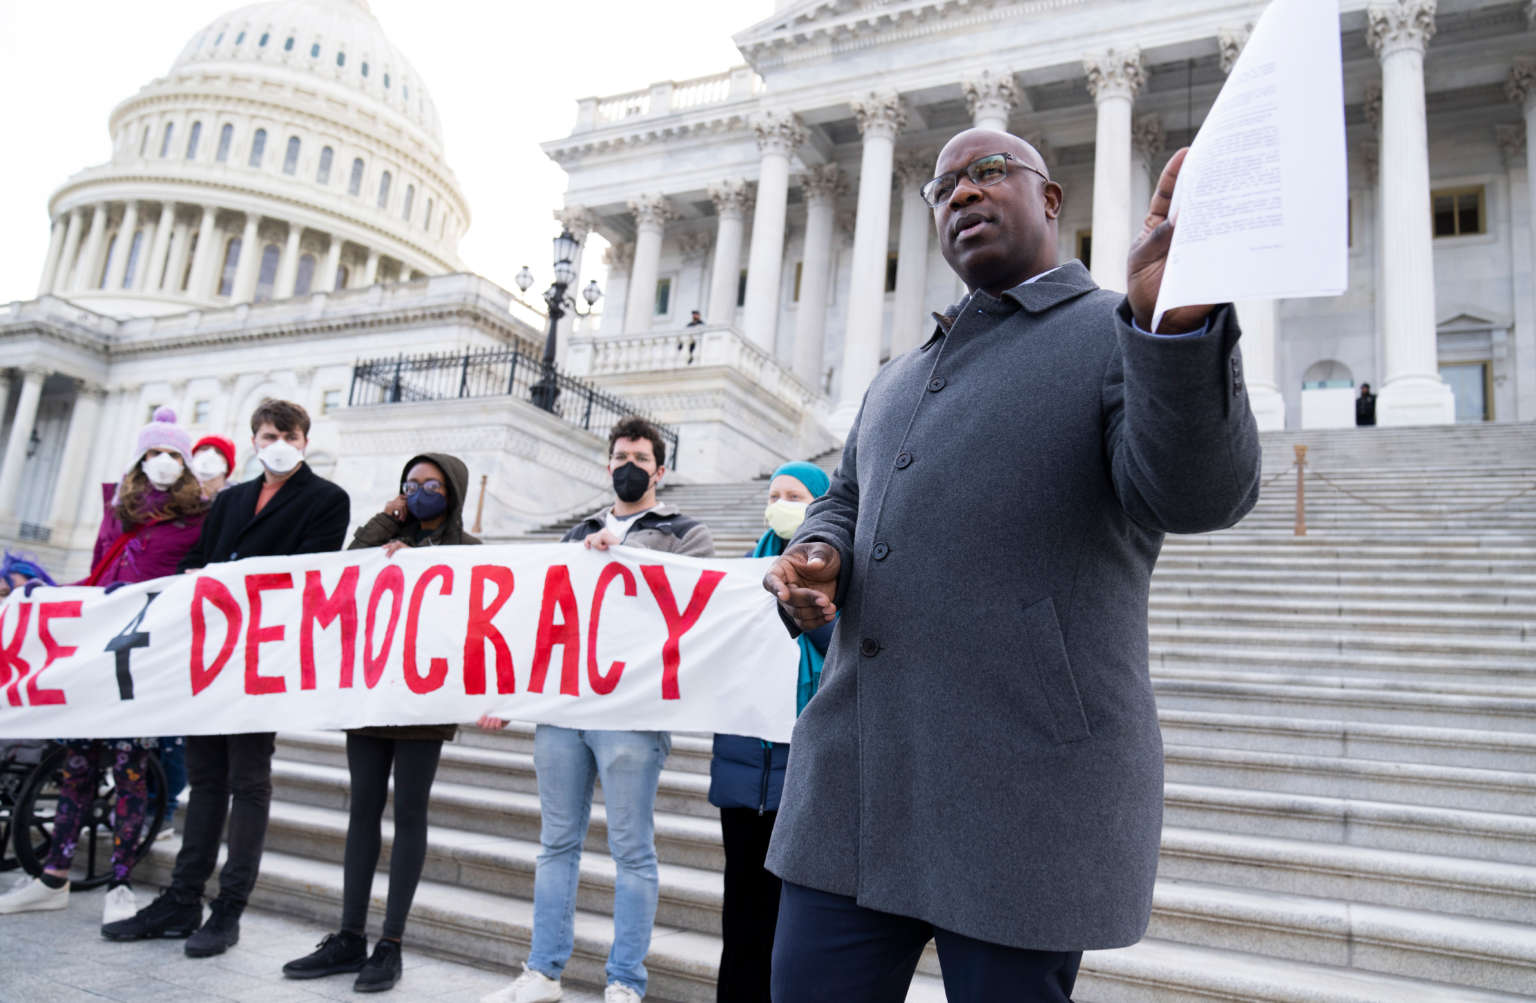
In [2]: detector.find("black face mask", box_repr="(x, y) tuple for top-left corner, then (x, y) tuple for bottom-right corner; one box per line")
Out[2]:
(612, 462), (652, 503)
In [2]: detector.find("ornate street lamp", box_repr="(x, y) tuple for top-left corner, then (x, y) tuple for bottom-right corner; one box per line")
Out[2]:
(515, 229), (601, 413)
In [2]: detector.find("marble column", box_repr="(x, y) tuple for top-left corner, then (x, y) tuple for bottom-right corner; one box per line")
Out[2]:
(54, 209), (85, 294)
(1504, 61), (1536, 418)
(0, 367), (48, 522)
(46, 382), (105, 534)
(362, 249), (380, 287)
(37, 218), (67, 296)
(891, 153), (934, 358)
(275, 224), (304, 299)
(72, 384), (131, 530)
(792, 166), (843, 388)
(835, 92), (907, 431)
(1130, 115), (1164, 237)
(188, 205), (220, 298)
(141, 203), (173, 292)
(231, 215), (263, 300)
(743, 110), (805, 353)
(1084, 48), (1144, 293)
(600, 242), (634, 335)
(963, 70), (1019, 133)
(104, 201), (139, 290)
(705, 181), (752, 327)
(1233, 301), (1286, 429)
(1368, 0), (1453, 425)
(322, 236), (344, 292)
(624, 194), (675, 333)
(73, 204), (109, 292)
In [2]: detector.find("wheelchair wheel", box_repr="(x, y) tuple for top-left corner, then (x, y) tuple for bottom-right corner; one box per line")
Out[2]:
(13, 744), (168, 890)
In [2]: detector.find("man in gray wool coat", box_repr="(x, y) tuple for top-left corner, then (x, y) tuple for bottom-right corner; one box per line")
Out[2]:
(763, 129), (1262, 1001)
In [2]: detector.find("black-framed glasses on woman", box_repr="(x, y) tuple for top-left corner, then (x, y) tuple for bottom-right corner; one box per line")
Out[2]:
(920, 152), (1051, 208)
(401, 479), (445, 497)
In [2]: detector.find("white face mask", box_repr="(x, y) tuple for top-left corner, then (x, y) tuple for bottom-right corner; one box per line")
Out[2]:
(190, 450), (229, 482)
(764, 499), (809, 539)
(257, 439), (304, 474)
(141, 453), (185, 490)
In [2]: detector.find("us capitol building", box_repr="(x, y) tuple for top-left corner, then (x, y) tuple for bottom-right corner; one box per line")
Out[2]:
(3, 0), (1535, 576)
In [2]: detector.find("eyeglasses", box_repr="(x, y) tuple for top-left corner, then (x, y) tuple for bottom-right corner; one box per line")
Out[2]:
(610, 451), (654, 466)
(401, 479), (444, 497)
(919, 152), (1051, 208)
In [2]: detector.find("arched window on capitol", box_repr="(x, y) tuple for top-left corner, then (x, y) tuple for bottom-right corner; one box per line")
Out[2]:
(403, 184), (414, 222)
(186, 121), (202, 160)
(284, 136), (301, 175)
(424, 197), (433, 231)
(377, 171), (391, 209)
(122, 230), (144, 289)
(335, 264), (350, 289)
(217, 124), (233, 163)
(218, 237), (242, 297)
(317, 146), (333, 184)
(254, 244), (281, 302)
(349, 158), (364, 196)
(98, 235), (118, 289)
(139, 126), (150, 157)
(295, 253), (316, 295)
(160, 122), (174, 158)
(249, 128), (267, 168)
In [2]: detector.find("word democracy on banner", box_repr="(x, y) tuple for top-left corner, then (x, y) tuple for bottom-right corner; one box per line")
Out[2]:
(0, 544), (801, 742)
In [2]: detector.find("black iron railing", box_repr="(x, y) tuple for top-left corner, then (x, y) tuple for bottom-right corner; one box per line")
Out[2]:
(347, 346), (681, 468)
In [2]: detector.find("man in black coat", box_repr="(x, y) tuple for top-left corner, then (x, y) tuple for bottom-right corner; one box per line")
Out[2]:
(763, 131), (1261, 1000)
(104, 398), (349, 955)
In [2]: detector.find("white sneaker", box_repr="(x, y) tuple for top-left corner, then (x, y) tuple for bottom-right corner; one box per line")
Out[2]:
(480, 963), (562, 1003)
(604, 984), (642, 1003)
(0, 877), (68, 914)
(102, 884), (137, 924)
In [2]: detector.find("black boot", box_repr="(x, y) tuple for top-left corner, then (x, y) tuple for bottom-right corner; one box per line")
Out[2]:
(100, 889), (202, 941)
(354, 939), (402, 993)
(282, 930), (368, 979)
(184, 898), (241, 957)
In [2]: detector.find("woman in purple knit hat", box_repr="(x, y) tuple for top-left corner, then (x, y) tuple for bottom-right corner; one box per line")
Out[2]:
(0, 407), (208, 927)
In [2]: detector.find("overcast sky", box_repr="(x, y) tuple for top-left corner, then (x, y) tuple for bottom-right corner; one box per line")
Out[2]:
(0, 0), (773, 311)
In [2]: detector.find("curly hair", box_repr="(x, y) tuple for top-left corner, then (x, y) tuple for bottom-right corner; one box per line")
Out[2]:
(114, 463), (208, 527)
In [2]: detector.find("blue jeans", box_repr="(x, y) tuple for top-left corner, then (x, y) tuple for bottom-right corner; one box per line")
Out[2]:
(527, 726), (671, 995)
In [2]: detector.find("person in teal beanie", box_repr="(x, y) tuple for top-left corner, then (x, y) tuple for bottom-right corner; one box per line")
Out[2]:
(707, 460), (833, 1002)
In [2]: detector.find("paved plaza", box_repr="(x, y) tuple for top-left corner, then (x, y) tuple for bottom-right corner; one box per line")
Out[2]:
(0, 876), (604, 1003)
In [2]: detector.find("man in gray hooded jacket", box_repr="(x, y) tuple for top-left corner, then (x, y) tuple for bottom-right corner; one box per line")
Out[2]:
(763, 130), (1261, 1000)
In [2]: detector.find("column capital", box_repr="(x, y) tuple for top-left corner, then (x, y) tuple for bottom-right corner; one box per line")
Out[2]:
(676, 233), (712, 260)
(1508, 59), (1536, 106)
(603, 241), (635, 269)
(554, 205), (598, 242)
(1218, 24), (1253, 75)
(20, 364), (51, 383)
(1367, 0), (1436, 60)
(627, 193), (677, 230)
(851, 91), (907, 140)
(800, 164), (846, 206)
(892, 153), (934, 192)
(1083, 47), (1145, 103)
(752, 110), (806, 157)
(962, 70), (1019, 123)
(76, 380), (109, 400)
(1132, 114), (1166, 161)
(1496, 122), (1527, 167)
(707, 178), (754, 220)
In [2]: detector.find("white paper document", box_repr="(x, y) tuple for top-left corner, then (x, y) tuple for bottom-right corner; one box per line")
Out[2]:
(1151, 0), (1347, 332)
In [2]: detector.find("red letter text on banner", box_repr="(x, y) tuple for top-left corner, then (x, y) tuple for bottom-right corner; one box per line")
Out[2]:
(588, 562), (637, 695)
(301, 566), (360, 689)
(190, 577), (242, 696)
(363, 565), (405, 689)
(464, 565), (515, 695)
(641, 566), (725, 700)
(528, 565), (581, 696)
(404, 565), (453, 694)
(0, 603), (32, 707)
(30, 601), (81, 706)
(245, 573), (294, 695)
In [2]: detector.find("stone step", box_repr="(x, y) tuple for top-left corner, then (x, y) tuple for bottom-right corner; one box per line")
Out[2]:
(1150, 641), (1536, 684)
(1158, 826), (1536, 924)
(1150, 579), (1532, 606)
(1150, 611), (1533, 641)
(1077, 935), (1529, 1002)
(1156, 709), (1536, 773)
(1163, 782), (1536, 866)
(1149, 566), (1536, 589)
(1150, 595), (1536, 623)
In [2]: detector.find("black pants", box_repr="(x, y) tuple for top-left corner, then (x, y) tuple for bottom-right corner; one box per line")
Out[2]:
(717, 807), (781, 1003)
(170, 732), (276, 910)
(771, 881), (1081, 1003)
(340, 733), (443, 941)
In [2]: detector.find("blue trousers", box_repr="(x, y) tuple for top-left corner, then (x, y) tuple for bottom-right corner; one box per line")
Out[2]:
(771, 881), (1081, 1002)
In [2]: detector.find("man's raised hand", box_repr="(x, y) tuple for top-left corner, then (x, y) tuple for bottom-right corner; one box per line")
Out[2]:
(763, 542), (840, 630)
(1127, 147), (1214, 334)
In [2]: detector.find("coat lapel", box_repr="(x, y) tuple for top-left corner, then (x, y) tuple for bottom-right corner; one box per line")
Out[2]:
(237, 464), (315, 540)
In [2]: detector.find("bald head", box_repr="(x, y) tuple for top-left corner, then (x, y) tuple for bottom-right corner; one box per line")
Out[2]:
(931, 128), (1063, 296)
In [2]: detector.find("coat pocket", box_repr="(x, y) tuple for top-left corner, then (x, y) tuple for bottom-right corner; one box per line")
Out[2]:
(1019, 597), (1092, 744)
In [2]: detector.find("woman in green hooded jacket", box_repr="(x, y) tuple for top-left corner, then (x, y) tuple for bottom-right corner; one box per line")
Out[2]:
(282, 452), (479, 993)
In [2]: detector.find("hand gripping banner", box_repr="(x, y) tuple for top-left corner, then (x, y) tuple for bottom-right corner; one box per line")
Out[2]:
(0, 545), (802, 742)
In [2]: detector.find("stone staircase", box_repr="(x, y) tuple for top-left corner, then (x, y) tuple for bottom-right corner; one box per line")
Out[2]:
(140, 422), (1536, 1001)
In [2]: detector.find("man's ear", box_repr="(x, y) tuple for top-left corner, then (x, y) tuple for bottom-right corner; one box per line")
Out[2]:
(1043, 181), (1064, 220)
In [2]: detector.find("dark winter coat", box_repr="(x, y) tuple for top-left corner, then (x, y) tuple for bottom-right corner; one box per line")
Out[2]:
(85, 483), (206, 586)
(347, 452), (479, 742)
(177, 462), (350, 571)
(764, 261), (1262, 951)
(562, 502), (714, 558)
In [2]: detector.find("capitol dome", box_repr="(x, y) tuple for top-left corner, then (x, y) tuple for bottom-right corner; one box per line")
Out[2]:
(35, 0), (471, 317)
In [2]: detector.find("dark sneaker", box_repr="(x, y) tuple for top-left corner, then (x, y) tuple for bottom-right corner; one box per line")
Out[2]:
(101, 889), (201, 941)
(184, 899), (241, 957)
(354, 939), (402, 993)
(282, 930), (368, 979)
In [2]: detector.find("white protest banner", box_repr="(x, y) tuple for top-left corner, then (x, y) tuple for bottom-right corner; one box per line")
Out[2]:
(0, 544), (801, 741)
(1151, 0), (1347, 331)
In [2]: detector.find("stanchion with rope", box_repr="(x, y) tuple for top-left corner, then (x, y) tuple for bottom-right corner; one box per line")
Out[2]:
(1294, 444), (1307, 536)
